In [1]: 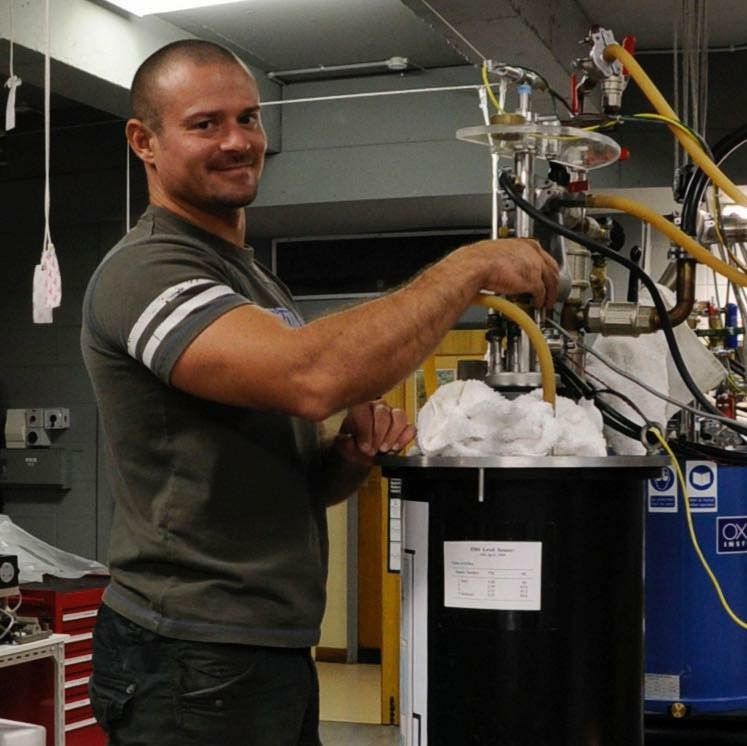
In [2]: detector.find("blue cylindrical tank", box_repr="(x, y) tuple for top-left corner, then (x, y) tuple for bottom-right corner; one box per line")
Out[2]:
(645, 460), (747, 714)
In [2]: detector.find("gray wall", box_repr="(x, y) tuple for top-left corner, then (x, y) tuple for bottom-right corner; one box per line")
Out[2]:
(0, 123), (133, 560)
(0, 53), (745, 562)
(0, 119), (264, 563)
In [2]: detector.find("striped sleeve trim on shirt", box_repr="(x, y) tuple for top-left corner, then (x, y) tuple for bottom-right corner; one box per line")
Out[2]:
(127, 279), (238, 373)
(126, 278), (215, 358)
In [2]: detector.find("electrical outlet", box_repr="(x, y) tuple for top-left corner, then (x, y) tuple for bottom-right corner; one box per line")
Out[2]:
(43, 408), (70, 429)
(26, 428), (51, 447)
(25, 408), (44, 428)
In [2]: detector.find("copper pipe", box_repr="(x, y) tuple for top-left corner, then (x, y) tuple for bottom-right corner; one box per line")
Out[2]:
(652, 259), (696, 330)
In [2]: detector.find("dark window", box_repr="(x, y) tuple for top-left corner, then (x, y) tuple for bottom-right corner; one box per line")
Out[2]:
(274, 231), (488, 296)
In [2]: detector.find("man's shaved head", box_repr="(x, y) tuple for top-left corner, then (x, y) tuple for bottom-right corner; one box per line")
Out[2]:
(130, 40), (252, 130)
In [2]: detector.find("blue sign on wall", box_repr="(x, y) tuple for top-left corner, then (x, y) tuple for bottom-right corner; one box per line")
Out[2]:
(648, 465), (677, 513)
(717, 516), (747, 554)
(685, 461), (718, 512)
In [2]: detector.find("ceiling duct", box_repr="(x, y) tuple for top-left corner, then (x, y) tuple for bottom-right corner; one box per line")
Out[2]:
(267, 56), (415, 84)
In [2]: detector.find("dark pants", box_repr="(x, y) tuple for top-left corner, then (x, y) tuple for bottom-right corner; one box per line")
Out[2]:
(90, 604), (322, 746)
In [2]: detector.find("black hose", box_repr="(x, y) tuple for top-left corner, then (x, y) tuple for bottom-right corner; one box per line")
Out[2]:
(498, 169), (747, 438)
(680, 123), (747, 235)
(555, 358), (645, 441)
(671, 439), (747, 466)
(601, 412), (643, 441)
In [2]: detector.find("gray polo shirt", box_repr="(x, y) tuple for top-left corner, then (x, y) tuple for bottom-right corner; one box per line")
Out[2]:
(81, 206), (326, 646)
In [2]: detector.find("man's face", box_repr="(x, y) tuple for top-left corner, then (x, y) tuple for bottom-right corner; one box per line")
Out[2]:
(146, 60), (267, 214)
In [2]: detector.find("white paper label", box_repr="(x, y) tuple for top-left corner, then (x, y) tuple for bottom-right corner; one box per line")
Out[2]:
(443, 541), (542, 611)
(645, 673), (680, 701)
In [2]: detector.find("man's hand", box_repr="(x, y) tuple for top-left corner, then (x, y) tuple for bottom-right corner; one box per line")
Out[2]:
(334, 400), (416, 469)
(450, 238), (560, 309)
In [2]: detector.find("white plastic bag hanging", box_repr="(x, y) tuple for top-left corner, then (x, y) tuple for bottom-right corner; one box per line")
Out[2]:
(32, 242), (61, 324)
(32, 0), (61, 325)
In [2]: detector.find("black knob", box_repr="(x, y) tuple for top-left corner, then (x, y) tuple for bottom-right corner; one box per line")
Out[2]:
(627, 245), (641, 303)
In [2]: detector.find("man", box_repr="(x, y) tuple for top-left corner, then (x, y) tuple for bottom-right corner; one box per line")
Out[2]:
(81, 40), (558, 746)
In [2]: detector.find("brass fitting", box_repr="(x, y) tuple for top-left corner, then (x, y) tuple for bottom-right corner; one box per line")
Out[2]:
(590, 261), (608, 303)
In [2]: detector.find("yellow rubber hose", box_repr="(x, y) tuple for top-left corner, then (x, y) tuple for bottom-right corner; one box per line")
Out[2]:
(587, 193), (747, 287)
(475, 295), (556, 407)
(481, 61), (503, 113)
(603, 44), (747, 210)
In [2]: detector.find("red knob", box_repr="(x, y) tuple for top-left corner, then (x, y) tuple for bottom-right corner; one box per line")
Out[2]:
(622, 35), (637, 75)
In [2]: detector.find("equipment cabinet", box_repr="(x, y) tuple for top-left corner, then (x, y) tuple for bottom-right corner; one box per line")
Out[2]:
(18, 576), (108, 746)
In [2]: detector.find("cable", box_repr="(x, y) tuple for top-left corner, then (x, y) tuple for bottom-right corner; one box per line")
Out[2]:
(415, 0), (488, 61)
(580, 114), (713, 158)
(554, 357), (647, 441)
(558, 354), (652, 427)
(546, 317), (747, 431)
(627, 113), (713, 158)
(729, 356), (746, 376)
(681, 123), (747, 236)
(499, 169), (747, 437)
(7, 592), (22, 614)
(669, 437), (747, 466)
(650, 427), (747, 630)
(600, 411), (642, 440)
(481, 61), (503, 114)
(545, 88), (573, 118)
(0, 605), (15, 642)
(261, 82), (494, 107)
(504, 63), (569, 117)
(596, 405), (641, 441)
(603, 44), (747, 210)
(480, 62), (566, 118)
(591, 386), (654, 427)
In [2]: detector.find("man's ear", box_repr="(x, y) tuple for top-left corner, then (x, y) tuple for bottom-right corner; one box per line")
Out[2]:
(126, 118), (156, 165)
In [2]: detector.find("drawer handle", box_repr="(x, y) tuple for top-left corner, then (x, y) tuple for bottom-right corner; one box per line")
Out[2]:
(64, 717), (98, 732)
(65, 675), (91, 689)
(65, 698), (91, 712)
(62, 610), (98, 622)
(64, 653), (92, 667)
(65, 632), (94, 645)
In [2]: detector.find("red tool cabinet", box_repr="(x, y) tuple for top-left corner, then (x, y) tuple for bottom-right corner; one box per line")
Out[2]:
(18, 576), (109, 746)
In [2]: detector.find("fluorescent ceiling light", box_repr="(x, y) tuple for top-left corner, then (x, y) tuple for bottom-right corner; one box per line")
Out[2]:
(105, 0), (244, 16)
